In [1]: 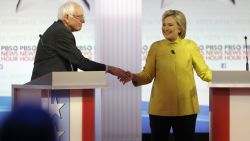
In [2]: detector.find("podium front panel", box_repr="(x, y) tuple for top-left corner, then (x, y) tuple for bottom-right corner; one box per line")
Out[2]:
(12, 87), (95, 141)
(210, 87), (250, 141)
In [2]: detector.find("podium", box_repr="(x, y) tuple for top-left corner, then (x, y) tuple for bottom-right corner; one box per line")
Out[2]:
(12, 71), (108, 141)
(209, 71), (250, 141)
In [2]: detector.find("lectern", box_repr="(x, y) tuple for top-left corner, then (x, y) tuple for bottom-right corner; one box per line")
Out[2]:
(12, 71), (108, 141)
(209, 71), (250, 141)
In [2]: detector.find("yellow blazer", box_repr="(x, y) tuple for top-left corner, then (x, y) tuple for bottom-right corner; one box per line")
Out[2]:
(133, 38), (212, 116)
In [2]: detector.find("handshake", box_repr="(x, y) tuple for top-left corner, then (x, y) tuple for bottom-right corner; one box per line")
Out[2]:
(107, 66), (134, 84)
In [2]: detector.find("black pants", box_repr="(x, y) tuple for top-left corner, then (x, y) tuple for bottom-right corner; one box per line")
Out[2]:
(149, 114), (197, 141)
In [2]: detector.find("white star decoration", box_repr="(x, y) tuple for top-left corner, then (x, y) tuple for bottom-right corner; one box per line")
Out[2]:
(49, 96), (65, 140)
(218, 0), (235, 4)
(161, 0), (235, 8)
(49, 97), (64, 118)
(161, 0), (173, 8)
(57, 130), (65, 141)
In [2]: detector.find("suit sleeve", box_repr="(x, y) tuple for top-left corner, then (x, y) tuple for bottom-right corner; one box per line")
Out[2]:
(54, 30), (106, 71)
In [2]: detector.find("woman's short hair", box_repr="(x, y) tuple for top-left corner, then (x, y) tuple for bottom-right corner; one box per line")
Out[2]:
(58, 1), (78, 20)
(162, 10), (187, 39)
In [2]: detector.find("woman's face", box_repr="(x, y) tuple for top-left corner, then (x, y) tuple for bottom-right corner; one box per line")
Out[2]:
(162, 16), (180, 42)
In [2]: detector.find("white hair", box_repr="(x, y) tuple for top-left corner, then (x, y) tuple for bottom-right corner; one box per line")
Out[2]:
(57, 1), (79, 20)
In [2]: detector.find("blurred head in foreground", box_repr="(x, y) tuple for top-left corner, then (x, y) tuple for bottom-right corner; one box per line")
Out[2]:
(0, 106), (56, 141)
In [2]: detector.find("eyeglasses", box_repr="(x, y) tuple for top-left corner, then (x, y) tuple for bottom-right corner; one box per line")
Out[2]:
(69, 14), (85, 22)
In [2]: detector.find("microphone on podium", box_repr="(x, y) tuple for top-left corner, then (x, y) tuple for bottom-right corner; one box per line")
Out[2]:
(245, 36), (249, 71)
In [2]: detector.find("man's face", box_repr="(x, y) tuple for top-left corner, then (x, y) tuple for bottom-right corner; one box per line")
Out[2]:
(64, 4), (85, 32)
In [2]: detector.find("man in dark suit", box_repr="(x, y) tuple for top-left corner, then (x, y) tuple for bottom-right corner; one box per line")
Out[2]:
(31, 1), (127, 81)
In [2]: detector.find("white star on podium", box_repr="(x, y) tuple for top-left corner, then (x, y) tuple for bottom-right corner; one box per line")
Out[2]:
(49, 97), (64, 118)
(57, 130), (65, 141)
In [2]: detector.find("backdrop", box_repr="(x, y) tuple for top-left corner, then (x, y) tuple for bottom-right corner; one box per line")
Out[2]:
(1, 0), (250, 133)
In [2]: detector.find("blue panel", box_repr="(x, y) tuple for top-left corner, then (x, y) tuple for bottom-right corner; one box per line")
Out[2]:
(0, 96), (11, 125)
(51, 90), (70, 141)
(141, 101), (209, 133)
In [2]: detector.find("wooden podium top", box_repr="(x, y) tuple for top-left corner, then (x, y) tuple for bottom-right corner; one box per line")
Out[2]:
(209, 71), (250, 88)
(12, 71), (109, 89)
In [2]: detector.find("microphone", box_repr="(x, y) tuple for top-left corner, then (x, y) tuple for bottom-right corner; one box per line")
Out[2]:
(171, 50), (175, 55)
(245, 36), (249, 71)
(39, 34), (44, 47)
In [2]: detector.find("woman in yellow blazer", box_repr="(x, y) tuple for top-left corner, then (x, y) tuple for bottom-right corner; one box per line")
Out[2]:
(126, 10), (212, 141)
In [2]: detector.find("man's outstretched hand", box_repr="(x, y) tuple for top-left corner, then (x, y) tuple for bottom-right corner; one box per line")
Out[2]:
(107, 66), (131, 84)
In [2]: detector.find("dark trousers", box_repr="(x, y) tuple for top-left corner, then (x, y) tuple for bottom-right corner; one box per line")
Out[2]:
(149, 114), (197, 141)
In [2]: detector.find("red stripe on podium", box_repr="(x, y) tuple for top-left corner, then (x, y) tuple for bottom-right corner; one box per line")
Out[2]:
(82, 89), (95, 141)
(211, 88), (230, 141)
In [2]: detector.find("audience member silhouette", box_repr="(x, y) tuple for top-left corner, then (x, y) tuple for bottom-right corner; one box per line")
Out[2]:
(0, 106), (56, 141)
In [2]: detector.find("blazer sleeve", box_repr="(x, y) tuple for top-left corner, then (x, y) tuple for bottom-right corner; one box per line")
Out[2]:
(191, 41), (212, 82)
(54, 29), (106, 71)
(133, 42), (157, 86)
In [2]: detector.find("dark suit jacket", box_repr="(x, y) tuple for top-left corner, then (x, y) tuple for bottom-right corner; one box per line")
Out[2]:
(31, 20), (106, 80)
